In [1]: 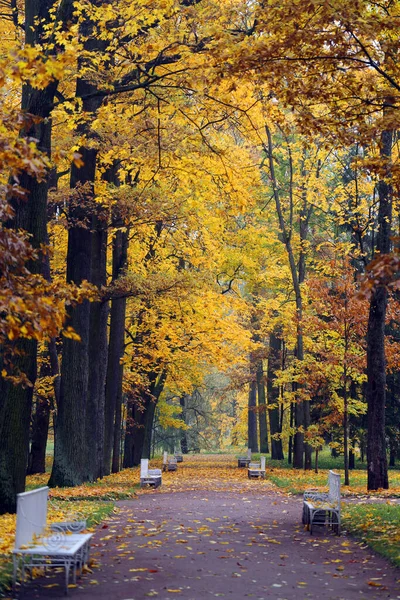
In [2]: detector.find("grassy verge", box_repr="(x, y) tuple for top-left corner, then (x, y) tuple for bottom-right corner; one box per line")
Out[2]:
(25, 467), (141, 500)
(267, 467), (400, 497)
(266, 465), (400, 569)
(342, 503), (400, 568)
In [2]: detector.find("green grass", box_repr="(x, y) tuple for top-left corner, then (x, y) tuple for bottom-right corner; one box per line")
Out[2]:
(342, 503), (400, 568)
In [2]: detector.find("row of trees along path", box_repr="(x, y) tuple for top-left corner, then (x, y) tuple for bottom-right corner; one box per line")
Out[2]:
(1, 0), (400, 517)
(21, 456), (400, 600)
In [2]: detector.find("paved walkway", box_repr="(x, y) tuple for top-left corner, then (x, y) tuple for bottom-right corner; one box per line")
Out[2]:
(20, 486), (400, 599)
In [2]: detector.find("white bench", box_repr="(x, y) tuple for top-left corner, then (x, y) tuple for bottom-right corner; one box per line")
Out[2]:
(302, 470), (341, 535)
(238, 448), (252, 468)
(162, 451), (178, 472)
(174, 450), (183, 463)
(12, 486), (93, 595)
(248, 456), (266, 479)
(140, 459), (162, 488)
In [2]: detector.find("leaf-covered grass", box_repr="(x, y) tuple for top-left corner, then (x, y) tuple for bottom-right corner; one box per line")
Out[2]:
(267, 466), (400, 497)
(342, 503), (400, 568)
(25, 467), (142, 500)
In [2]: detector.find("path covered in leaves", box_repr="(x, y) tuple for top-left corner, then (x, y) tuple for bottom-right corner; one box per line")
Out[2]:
(20, 457), (400, 599)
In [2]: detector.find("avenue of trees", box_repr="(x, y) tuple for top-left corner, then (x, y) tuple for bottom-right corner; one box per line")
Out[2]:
(0, 0), (398, 513)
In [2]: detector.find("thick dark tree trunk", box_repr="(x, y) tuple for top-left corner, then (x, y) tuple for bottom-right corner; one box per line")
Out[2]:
(267, 332), (284, 460)
(49, 140), (96, 486)
(86, 209), (108, 481)
(27, 397), (51, 475)
(50, 5), (108, 487)
(104, 229), (128, 474)
(367, 287), (389, 490)
(0, 340), (37, 512)
(0, 0), (74, 514)
(367, 126), (392, 491)
(256, 361), (269, 453)
(248, 378), (258, 452)
(349, 449), (355, 470)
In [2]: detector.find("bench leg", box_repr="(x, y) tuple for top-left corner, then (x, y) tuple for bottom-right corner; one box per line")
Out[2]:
(12, 554), (19, 595)
(64, 558), (72, 595)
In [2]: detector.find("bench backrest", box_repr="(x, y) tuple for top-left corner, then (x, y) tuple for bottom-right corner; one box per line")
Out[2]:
(249, 461), (261, 469)
(260, 456), (266, 471)
(15, 486), (49, 549)
(140, 459), (149, 478)
(328, 470), (341, 507)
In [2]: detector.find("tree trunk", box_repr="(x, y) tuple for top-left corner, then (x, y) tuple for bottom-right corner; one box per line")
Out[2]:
(86, 209), (108, 481)
(389, 444), (396, 467)
(27, 340), (57, 474)
(140, 371), (167, 461)
(111, 375), (123, 473)
(27, 397), (51, 475)
(248, 379), (258, 452)
(267, 332), (284, 460)
(104, 229), (128, 474)
(132, 396), (151, 467)
(343, 380), (349, 486)
(50, 5), (108, 487)
(256, 360), (269, 453)
(0, 0), (74, 514)
(367, 126), (392, 491)
(123, 403), (135, 469)
(142, 400), (158, 459)
(288, 402), (294, 465)
(180, 395), (189, 454)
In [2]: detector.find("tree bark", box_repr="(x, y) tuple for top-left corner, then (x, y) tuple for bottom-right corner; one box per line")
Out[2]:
(180, 395), (189, 454)
(140, 371), (167, 461)
(104, 229), (128, 474)
(50, 3), (108, 487)
(267, 332), (284, 460)
(27, 397), (51, 475)
(0, 0), (73, 514)
(86, 208), (108, 481)
(367, 126), (392, 491)
(248, 378), (258, 452)
(111, 373), (123, 473)
(256, 361), (269, 453)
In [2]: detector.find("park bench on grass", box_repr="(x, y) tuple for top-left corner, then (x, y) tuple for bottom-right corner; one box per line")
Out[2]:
(140, 459), (162, 488)
(174, 449), (183, 463)
(248, 456), (266, 479)
(238, 448), (252, 468)
(302, 470), (341, 535)
(12, 486), (93, 595)
(162, 451), (178, 472)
